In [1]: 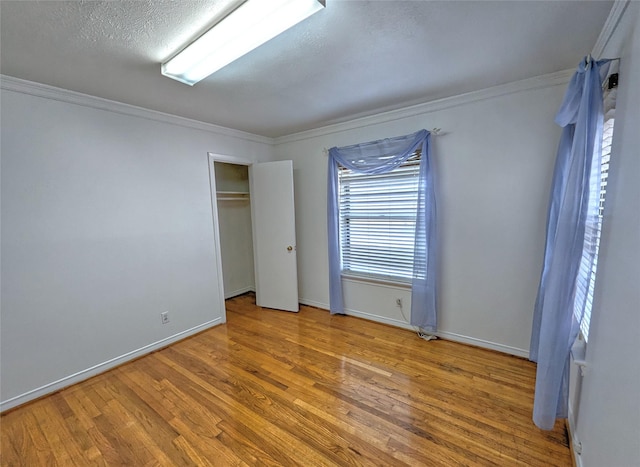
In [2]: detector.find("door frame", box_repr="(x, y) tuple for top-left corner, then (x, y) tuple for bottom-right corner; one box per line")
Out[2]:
(207, 152), (254, 324)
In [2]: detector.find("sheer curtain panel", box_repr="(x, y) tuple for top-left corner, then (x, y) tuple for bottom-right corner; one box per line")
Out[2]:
(529, 57), (612, 430)
(327, 129), (438, 331)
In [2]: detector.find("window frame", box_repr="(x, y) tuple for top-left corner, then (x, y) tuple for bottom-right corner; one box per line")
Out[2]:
(573, 73), (617, 342)
(337, 151), (421, 284)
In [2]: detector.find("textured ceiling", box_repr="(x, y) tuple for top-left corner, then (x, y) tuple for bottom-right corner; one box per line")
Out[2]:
(0, 1), (613, 138)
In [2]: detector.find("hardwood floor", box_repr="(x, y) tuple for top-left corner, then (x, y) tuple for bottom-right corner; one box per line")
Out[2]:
(1, 293), (571, 466)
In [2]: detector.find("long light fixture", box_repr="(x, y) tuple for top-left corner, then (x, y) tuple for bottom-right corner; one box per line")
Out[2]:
(162, 0), (326, 85)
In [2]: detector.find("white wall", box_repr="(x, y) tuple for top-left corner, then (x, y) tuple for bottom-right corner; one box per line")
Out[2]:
(274, 73), (568, 356)
(572, 3), (640, 466)
(0, 78), (273, 410)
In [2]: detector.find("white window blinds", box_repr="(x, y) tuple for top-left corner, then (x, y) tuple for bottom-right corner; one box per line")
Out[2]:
(338, 152), (420, 282)
(573, 80), (616, 341)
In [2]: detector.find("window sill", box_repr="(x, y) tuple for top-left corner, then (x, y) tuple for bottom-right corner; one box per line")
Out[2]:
(341, 273), (411, 289)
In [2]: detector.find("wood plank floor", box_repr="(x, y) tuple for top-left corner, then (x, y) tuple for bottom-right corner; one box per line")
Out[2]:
(1, 293), (571, 466)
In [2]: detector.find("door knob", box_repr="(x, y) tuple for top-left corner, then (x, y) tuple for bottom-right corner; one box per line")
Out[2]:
(287, 246), (293, 251)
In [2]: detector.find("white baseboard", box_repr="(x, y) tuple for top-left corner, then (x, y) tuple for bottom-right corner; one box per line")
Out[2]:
(299, 298), (332, 309)
(344, 307), (417, 332)
(567, 407), (583, 467)
(435, 330), (529, 358)
(0, 318), (223, 412)
(225, 286), (255, 299)
(299, 298), (529, 358)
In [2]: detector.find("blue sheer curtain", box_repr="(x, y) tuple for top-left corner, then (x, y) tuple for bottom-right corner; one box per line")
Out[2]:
(327, 129), (437, 331)
(530, 57), (611, 430)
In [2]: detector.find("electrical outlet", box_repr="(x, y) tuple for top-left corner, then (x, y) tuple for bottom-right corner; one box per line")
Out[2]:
(161, 311), (170, 324)
(396, 298), (402, 307)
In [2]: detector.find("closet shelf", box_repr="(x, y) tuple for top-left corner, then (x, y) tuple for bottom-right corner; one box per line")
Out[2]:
(216, 191), (250, 201)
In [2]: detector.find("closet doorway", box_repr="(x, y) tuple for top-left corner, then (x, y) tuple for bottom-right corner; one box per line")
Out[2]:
(213, 160), (254, 300)
(208, 155), (299, 316)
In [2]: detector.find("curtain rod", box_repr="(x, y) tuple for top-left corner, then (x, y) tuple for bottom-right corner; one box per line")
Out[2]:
(586, 54), (620, 63)
(323, 128), (442, 155)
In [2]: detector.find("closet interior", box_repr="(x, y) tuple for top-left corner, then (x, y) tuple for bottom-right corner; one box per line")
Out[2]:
(214, 161), (255, 299)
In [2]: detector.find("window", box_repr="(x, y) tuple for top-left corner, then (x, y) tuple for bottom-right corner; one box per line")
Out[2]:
(338, 151), (420, 282)
(573, 74), (617, 341)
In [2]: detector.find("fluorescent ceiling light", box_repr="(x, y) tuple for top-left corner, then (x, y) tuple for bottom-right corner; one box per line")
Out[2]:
(162, 0), (325, 86)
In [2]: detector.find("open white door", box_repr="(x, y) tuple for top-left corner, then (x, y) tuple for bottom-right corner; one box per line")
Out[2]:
(250, 161), (299, 312)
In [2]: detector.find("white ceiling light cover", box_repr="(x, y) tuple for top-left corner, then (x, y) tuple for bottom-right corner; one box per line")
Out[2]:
(162, 0), (326, 85)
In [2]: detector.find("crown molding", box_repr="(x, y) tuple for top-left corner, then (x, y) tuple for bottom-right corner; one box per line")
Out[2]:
(0, 75), (273, 146)
(1, 66), (576, 148)
(274, 68), (574, 145)
(592, 0), (630, 59)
